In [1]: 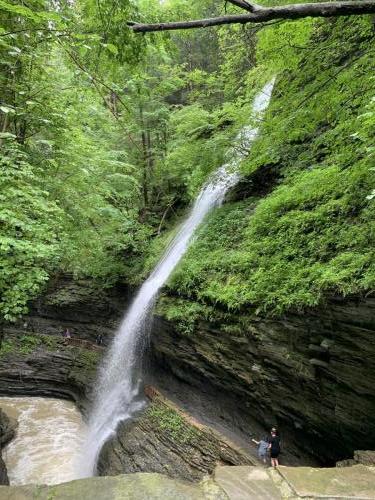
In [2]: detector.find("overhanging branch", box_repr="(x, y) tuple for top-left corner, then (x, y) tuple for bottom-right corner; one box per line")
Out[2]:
(129, 1), (375, 33)
(227, 0), (259, 12)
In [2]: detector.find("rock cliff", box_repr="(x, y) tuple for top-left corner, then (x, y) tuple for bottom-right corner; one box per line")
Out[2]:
(98, 387), (256, 481)
(0, 332), (101, 413)
(151, 295), (375, 464)
(9, 276), (131, 345)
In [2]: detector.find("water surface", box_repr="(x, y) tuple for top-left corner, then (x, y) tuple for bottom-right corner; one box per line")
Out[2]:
(0, 396), (85, 485)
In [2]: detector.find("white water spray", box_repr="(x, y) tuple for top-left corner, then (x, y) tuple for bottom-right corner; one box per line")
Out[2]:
(79, 80), (275, 477)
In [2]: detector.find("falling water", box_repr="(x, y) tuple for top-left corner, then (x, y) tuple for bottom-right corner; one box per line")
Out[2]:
(79, 80), (275, 477)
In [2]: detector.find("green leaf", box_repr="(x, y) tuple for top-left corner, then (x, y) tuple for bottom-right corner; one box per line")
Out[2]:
(0, 132), (16, 139)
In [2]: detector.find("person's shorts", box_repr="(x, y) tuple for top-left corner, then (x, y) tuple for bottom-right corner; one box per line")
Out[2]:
(270, 451), (280, 459)
(258, 453), (267, 460)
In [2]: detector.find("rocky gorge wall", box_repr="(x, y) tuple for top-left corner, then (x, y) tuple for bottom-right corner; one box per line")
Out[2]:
(0, 332), (101, 413)
(98, 387), (256, 482)
(12, 276), (131, 345)
(0, 409), (17, 485)
(151, 295), (375, 465)
(1, 275), (375, 480)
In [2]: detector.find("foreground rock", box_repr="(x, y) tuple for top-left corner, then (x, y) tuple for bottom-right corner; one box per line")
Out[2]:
(337, 450), (375, 468)
(276, 464), (375, 499)
(152, 296), (375, 464)
(0, 473), (226, 500)
(1, 466), (375, 499)
(98, 387), (256, 481)
(215, 466), (282, 500)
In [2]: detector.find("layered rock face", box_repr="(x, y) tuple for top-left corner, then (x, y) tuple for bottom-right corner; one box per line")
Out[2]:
(0, 333), (101, 413)
(98, 388), (256, 481)
(151, 296), (375, 464)
(9, 276), (131, 345)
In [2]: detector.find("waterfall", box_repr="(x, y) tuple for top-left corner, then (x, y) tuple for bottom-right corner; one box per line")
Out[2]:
(79, 79), (275, 477)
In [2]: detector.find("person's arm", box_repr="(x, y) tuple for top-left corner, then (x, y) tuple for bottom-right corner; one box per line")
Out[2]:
(251, 439), (260, 445)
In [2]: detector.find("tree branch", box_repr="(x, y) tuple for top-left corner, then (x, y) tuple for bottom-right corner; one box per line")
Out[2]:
(227, 0), (259, 12)
(129, 1), (375, 33)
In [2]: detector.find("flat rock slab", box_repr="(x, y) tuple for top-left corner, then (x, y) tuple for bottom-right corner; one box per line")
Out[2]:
(278, 465), (375, 499)
(0, 473), (227, 500)
(214, 466), (282, 499)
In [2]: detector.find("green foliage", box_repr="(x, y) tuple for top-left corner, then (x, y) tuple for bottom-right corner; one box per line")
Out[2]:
(0, 147), (63, 321)
(161, 16), (375, 316)
(156, 296), (215, 335)
(148, 403), (197, 444)
(1, 0), (374, 325)
(0, 333), (60, 357)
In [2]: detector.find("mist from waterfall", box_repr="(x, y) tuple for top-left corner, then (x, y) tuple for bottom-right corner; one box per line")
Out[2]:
(79, 79), (275, 477)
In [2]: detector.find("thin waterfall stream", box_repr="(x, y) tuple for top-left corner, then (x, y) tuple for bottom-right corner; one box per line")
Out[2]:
(79, 80), (275, 477)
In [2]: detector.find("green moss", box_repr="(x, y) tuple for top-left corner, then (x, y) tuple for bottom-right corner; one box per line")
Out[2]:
(73, 348), (100, 371)
(147, 403), (198, 444)
(157, 17), (375, 317)
(0, 339), (15, 357)
(0, 333), (93, 362)
(0, 334), (46, 357)
(155, 296), (217, 336)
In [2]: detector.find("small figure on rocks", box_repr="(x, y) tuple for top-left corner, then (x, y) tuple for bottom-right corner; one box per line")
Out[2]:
(251, 436), (269, 464)
(63, 328), (71, 343)
(269, 428), (281, 467)
(96, 333), (103, 346)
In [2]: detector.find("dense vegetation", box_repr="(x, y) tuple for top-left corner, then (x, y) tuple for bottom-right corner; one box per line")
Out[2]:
(164, 16), (375, 315)
(0, 0), (374, 324)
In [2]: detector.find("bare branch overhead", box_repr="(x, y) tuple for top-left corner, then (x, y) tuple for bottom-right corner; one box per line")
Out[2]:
(226, 0), (258, 12)
(128, 1), (375, 33)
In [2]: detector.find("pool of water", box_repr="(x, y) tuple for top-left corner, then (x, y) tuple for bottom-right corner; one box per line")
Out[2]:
(0, 396), (86, 485)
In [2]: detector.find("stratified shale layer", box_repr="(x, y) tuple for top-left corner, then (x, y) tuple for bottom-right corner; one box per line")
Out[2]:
(0, 332), (101, 413)
(98, 387), (256, 481)
(151, 296), (375, 464)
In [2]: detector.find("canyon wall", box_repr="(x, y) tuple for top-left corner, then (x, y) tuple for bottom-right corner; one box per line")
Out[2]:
(2, 276), (375, 472)
(151, 295), (375, 464)
(0, 332), (101, 413)
(0, 409), (17, 485)
(13, 276), (131, 344)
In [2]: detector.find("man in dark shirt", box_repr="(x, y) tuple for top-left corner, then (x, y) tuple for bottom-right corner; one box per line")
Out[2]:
(269, 430), (281, 467)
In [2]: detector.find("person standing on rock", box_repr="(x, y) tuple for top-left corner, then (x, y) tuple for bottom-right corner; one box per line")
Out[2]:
(63, 329), (71, 344)
(269, 429), (281, 467)
(251, 436), (269, 464)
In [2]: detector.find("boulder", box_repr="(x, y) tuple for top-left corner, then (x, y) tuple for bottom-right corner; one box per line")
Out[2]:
(337, 450), (375, 467)
(0, 473), (227, 499)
